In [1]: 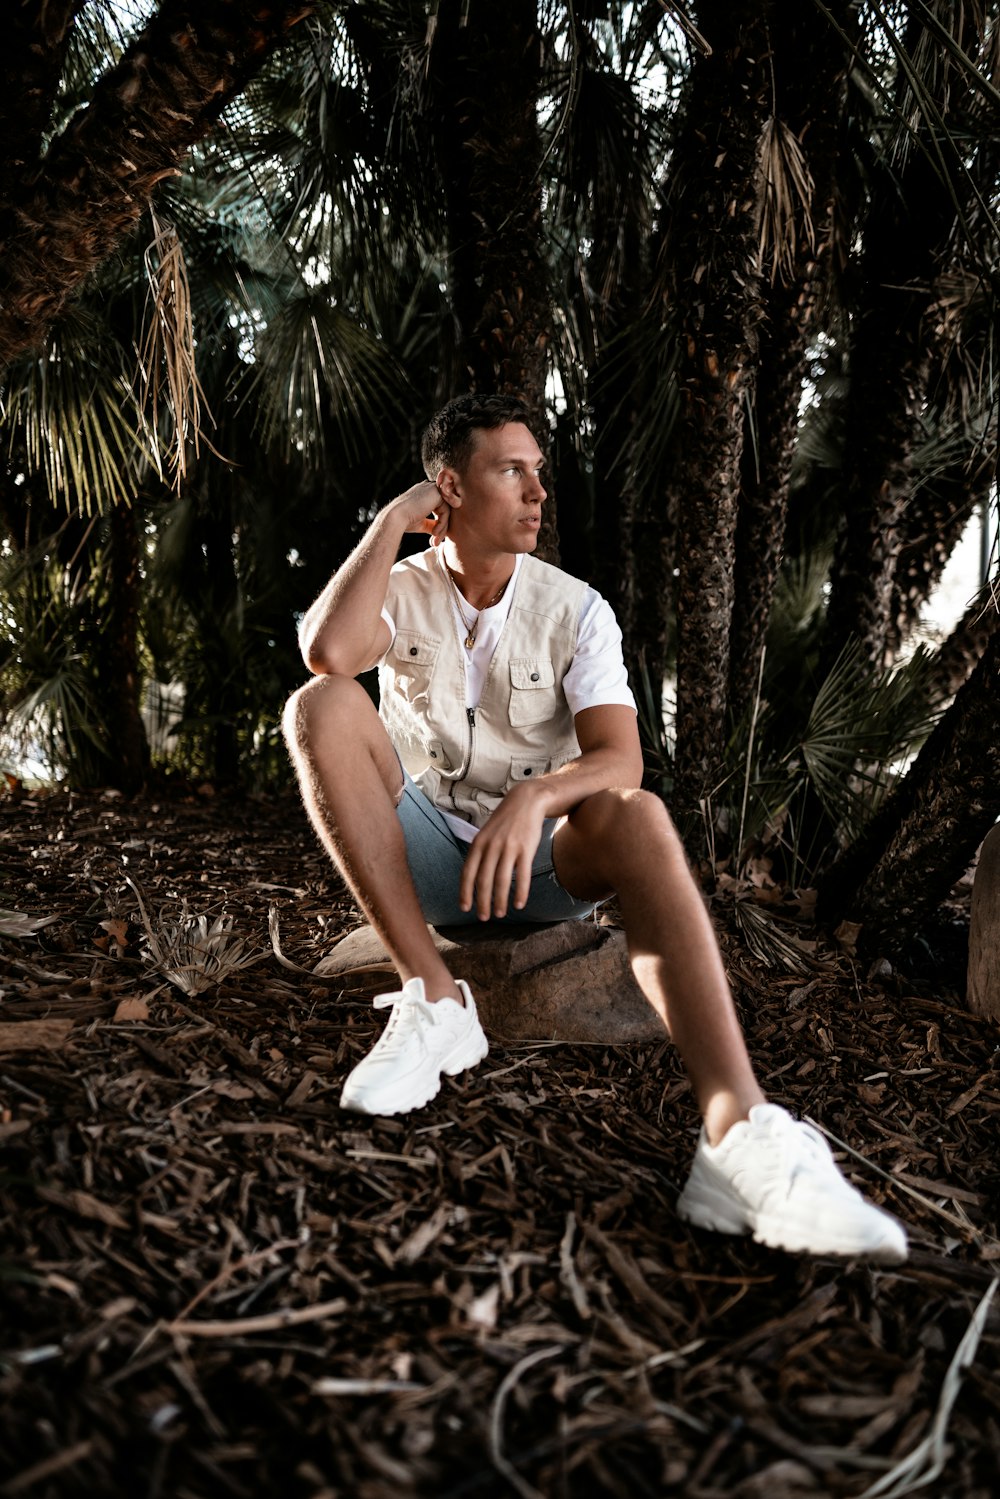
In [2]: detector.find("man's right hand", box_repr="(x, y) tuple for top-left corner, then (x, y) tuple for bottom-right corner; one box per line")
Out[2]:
(389, 480), (455, 548)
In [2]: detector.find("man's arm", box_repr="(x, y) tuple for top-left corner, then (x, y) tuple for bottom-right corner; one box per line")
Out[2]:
(458, 704), (643, 919)
(298, 479), (451, 676)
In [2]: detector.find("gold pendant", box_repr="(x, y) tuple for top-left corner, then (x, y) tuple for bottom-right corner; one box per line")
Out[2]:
(465, 632), (476, 649)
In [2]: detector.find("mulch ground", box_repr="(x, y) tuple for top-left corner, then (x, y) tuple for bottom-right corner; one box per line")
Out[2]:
(0, 784), (998, 1499)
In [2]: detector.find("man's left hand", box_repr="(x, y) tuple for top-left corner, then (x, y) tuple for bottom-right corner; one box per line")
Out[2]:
(459, 784), (547, 920)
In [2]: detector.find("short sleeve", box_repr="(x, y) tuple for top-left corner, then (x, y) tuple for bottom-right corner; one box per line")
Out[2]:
(378, 606), (396, 661)
(562, 588), (637, 716)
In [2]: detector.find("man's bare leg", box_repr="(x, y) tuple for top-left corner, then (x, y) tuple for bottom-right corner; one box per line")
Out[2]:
(552, 788), (766, 1145)
(283, 674), (462, 1004)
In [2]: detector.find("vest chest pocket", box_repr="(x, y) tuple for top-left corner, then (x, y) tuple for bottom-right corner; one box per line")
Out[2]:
(506, 756), (552, 787)
(508, 658), (557, 726)
(390, 631), (440, 702)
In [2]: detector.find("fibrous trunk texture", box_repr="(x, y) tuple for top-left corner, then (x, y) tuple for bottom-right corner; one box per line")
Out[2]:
(889, 430), (998, 656)
(0, 0), (314, 367)
(727, 0), (853, 726)
(660, 1), (772, 829)
(0, 0), (83, 215)
(819, 626), (1000, 958)
(823, 6), (991, 673)
(926, 584), (1000, 708)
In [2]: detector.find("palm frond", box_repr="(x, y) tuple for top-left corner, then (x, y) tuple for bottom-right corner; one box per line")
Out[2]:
(816, 0), (1000, 262)
(798, 640), (937, 835)
(136, 210), (218, 489)
(757, 115), (816, 286)
(733, 896), (817, 976)
(246, 287), (409, 465)
(3, 311), (154, 513)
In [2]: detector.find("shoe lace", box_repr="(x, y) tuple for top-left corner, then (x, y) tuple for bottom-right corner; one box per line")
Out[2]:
(756, 1109), (835, 1198)
(371, 989), (435, 1055)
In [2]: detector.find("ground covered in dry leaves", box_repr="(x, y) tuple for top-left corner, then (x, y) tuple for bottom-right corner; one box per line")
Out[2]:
(1, 785), (998, 1499)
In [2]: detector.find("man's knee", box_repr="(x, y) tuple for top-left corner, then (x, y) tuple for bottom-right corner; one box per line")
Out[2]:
(282, 673), (373, 754)
(578, 787), (682, 856)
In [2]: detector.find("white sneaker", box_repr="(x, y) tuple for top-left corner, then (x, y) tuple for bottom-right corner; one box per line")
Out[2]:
(339, 977), (488, 1116)
(677, 1103), (908, 1262)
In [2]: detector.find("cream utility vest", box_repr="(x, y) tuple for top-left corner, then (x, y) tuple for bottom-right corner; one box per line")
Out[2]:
(379, 551), (588, 830)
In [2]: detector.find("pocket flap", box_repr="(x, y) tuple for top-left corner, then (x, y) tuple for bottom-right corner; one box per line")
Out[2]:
(508, 757), (550, 782)
(509, 658), (555, 689)
(394, 631), (439, 666)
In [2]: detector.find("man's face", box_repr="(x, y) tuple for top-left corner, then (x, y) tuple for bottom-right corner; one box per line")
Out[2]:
(439, 422), (546, 559)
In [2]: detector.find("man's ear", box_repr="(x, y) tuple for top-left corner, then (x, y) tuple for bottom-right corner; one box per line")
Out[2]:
(436, 465), (463, 506)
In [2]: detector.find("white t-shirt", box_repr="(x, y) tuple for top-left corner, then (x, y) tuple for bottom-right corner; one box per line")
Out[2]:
(381, 548), (636, 842)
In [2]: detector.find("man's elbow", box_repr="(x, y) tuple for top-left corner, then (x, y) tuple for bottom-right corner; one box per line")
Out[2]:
(298, 623), (343, 676)
(303, 647), (353, 677)
(301, 638), (375, 678)
(298, 632), (331, 675)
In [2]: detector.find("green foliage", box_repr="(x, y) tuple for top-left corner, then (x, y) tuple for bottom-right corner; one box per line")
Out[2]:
(635, 636), (939, 888)
(3, 312), (154, 515)
(0, 0), (996, 867)
(247, 286), (410, 464)
(0, 531), (111, 784)
(798, 642), (935, 833)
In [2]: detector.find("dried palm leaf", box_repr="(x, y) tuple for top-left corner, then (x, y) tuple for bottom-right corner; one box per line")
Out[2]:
(0, 910), (60, 938)
(732, 894), (817, 977)
(136, 210), (217, 489)
(127, 877), (262, 996)
(757, 115), (815, 286)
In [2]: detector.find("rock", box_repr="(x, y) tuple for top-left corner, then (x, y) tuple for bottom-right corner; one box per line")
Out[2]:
(967, 823), (1000, 1019)
(314, 920), (667, 1044)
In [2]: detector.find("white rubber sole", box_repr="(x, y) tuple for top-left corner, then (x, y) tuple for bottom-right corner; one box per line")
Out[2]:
(678, 1174), (907, 1262)
(339, 1028), (489, 1116)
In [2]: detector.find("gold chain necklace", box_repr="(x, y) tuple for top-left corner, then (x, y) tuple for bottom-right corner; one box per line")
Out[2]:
(445, 564), (511, 650)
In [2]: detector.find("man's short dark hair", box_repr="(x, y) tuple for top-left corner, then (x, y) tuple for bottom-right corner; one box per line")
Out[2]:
(421, 394), (533, 480)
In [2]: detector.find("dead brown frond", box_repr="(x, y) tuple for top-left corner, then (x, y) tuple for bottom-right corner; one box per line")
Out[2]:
(126, 876), (262, 996)
(732, 894), (817, 976)
(757, 115), (815, 286)
(135, 209), (217, 489)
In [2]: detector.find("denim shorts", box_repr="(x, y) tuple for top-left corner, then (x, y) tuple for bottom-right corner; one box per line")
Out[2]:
(396, 770), (600, 927)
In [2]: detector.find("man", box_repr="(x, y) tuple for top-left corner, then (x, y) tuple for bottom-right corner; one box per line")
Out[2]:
(284, 394), (906, 1263)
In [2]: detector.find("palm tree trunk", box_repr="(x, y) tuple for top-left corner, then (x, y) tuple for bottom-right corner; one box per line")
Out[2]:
(659, 1), (773, 828)
(0, 0), (314, 367)
(823, 6), (990, 673)
(425, 0), (554, 557)
(819, 626), (1000, 958)
(888, 430), (998, 654)
(588, 221), (660, 678)
(823, 277), (935, 672)
(0, 0), (82, 215)
(727, 0), (854, 726)
(926, 587), (1000, 708)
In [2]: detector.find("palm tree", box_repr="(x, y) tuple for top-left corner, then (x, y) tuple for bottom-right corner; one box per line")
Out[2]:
(648, 2), (774, 826)
(823, 1), (1000, 671)
(555, 7), (677, 665)
(727, 0), (857, 728)
(0, 0), (317, 367)
(3, 0), (999, 981)
(819, 620), (1000, 958)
